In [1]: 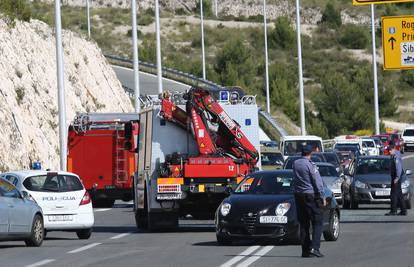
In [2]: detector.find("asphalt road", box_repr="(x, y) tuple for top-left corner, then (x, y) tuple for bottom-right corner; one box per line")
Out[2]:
(2, 153), (414, 267)
(112, 65), (190, 95)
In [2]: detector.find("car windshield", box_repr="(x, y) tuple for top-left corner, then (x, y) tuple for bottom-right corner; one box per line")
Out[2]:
(403, 129), (414, 137)
(334, 144), (359, 152)
(284, 156), (323, 169)
(390, 134), (399, 140)
(261, 153), (284, 166)
(23, 174), (83, 192)
(317, 165), (339, 177)
(363, 141), (375, 147)
(372, 139), (382, 146)
(356, 158), (391, 175)
(283, 140), (322, 156)
(235, 172), (294, 195)
(323, 153), (339, 166)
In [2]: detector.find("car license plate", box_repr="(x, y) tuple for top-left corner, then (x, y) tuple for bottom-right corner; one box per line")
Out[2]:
(156, 193), (182, 200)
(375, 190), (390, 196)
(49, 215), (73, 221)
(259, 216), (287, 224)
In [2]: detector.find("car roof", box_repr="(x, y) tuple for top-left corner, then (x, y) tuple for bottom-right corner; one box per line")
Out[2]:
(2, 170), (79, 179)
(281, 135), (322, 141)
(251, 170), (294, 176)
(357, 155), (390, 160)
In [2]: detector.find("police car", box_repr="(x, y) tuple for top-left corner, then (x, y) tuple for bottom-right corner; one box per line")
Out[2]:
(0, 170), (94, 239)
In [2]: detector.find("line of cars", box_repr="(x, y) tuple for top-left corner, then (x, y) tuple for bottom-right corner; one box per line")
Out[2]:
(0, 170), (94, 247)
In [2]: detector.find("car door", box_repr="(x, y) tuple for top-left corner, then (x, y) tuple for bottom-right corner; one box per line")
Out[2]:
(0, 185), (10, 234)
(2, 182), (32, 234)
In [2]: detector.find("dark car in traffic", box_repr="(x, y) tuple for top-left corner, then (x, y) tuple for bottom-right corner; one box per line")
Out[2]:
(215, 170), (340, 245)
(344, 156), (412, 209)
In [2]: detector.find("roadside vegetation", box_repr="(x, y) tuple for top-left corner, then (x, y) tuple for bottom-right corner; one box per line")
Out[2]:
(3, 0), (414, 138)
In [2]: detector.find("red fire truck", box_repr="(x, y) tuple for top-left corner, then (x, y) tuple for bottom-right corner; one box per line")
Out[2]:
(67, 113), (139, 207)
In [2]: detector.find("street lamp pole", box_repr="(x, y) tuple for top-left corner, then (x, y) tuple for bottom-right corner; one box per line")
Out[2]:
(155, 0), (163, 94)
(295, 0), (306, 135)
(86, 0), (91, 38)
(54, 0), (67, 171)
(263, 0), (270, 114)
(200, 0), (206, 80)
(371, 4), (380, 135)
(131, 0), (140, 112)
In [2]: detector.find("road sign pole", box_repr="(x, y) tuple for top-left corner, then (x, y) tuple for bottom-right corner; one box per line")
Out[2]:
(295, 0), (306, 135)
(215, 0), (218, 17)
(200, 0), (206, 80)
(131, 0), (140, 113)
(155, 0), (163, 94)
(86, 0), (91, 38)
(371, 4), (380, 135)
(54, 0), (67, 171)
(263, 0), (270, 114)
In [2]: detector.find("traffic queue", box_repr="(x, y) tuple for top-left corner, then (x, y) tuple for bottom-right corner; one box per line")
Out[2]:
(0, 121), (412, 253)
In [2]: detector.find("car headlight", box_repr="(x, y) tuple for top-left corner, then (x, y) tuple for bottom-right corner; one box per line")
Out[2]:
(402, 180), (410, 189)
(275, 203), (291, 216)
(355, 180), (367, 189)
(220, 203), (231, 216)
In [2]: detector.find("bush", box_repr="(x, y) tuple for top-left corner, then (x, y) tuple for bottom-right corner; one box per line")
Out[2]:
(194, 0), (213, 18)
(269, 16), (296, 50)
(338, 25), (369, 49)
(320, 2), (342, 29)
(0, 0), (31, 26)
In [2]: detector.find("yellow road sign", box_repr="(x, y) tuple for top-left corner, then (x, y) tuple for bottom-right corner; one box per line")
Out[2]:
(382, 15), (414, 70)
(353, 0), (414, 5)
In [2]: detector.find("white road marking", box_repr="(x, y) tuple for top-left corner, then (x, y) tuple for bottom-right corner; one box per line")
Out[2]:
(402, 154), (414, 160)
(25, 259), (56, 267)
(94, 208), (112, 212)
(236, 246), (274, 267)
(67, 243), (102, 254)
(219, 246), (260, 267)
(110, 232), (132, 240)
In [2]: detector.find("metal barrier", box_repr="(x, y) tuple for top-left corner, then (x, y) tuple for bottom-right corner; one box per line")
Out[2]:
(107, 55), (288, 138)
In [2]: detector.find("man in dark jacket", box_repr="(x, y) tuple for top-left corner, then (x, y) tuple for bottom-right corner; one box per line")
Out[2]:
(385, 142), (407, 216)
(293, 145), (326, 258)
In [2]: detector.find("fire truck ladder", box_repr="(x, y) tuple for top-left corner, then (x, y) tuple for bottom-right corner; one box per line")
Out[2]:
(114, 125), (128, 184)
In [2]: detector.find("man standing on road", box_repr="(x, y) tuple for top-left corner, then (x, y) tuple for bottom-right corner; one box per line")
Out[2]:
(293, 145), (326, 258)
(385, 142), (407, 216)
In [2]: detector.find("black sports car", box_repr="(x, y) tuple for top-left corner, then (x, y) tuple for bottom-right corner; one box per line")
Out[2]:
(215, 170), (340, 245)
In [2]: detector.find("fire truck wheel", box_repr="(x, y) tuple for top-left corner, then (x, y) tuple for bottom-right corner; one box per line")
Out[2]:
(76, 229), (92, 239)
(135, 209), (148, 229)
(93, 199), (115, 208)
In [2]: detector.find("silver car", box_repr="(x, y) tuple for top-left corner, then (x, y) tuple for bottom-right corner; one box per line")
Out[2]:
(0, 178), (44, 247)
(315, 162), (344, 204)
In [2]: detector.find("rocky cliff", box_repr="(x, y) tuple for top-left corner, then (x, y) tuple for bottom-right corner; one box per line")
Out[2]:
(0, 18), (133, 171)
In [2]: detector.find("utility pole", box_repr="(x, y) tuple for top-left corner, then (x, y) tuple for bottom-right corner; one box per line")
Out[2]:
(155, 0), (163, 94)
(200, 0), (206, 80)
(54, 0), (67, 171)
(215, 0), (218, 17)
(263, 0), (270, 114)
(131, 0), (140, 112)
(371, 4), (380, 135)
(295, 0), (306, 135)
(86, 0), (91, 38)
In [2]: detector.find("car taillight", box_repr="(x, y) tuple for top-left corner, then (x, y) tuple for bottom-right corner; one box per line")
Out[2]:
(79, 191), (91, 206)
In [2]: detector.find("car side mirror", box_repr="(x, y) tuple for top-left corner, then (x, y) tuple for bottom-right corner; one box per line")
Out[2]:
(406, 169), (412, 176)
(224, 187), (233, 195)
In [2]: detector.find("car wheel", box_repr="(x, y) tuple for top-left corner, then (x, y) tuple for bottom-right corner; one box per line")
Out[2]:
(323, 210), (340, 241)
(76, 229), (92, 239)
(216, 233), (232, 245)
(93, 199), (115, 208)
(25, 214), (44, 247)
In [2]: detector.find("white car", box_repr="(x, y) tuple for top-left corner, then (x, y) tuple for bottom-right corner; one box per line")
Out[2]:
(402, 125), (414, 152)
(362, 139), (379, 156)
(0, 170), (94, 239)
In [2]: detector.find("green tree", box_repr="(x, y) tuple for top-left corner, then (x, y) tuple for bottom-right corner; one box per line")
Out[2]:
(214, 38), (255, 87)
(338, 25), (369, 49)
(139, 39), (156, 63)
(194, 0), (213, 18)
(320, 2), (342, 29)
(269, 16), (296, 50)
(0, 0), (31, 26)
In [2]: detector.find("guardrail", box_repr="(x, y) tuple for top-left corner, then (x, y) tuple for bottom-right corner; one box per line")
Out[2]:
(106, 54), (288, 138)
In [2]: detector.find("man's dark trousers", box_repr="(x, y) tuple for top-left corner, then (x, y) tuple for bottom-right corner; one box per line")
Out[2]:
(391, 181), (406, 213)
(294, 193), (323, 254)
